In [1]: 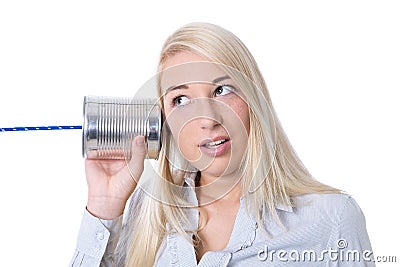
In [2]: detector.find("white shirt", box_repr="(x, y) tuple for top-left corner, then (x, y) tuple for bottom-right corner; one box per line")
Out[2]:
(70, 193), (375, 266)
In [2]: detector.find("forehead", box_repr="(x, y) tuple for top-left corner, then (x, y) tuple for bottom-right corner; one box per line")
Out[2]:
(160, 53), (230, 94)
(162, 51), (207, 68)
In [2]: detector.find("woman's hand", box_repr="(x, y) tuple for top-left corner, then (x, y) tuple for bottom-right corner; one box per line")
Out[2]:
(85, 136), (147, 220)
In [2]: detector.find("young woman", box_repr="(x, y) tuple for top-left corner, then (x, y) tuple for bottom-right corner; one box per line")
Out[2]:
(70, 22), (374, 266)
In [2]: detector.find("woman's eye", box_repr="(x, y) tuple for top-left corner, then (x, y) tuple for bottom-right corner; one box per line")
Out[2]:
(172, 95), (190, 107)
(214, 85), (236, 97)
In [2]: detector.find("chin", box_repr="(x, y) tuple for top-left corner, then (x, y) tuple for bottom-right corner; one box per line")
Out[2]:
(198, 160), (240, 178)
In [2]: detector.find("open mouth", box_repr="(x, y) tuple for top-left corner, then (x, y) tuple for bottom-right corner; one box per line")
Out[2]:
(202, 138), (229, 149)
(200, 136), (231, 148)
(199, 137), (231, 157)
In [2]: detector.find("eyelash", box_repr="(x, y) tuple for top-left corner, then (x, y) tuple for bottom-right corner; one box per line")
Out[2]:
(170, 84), (237, 107)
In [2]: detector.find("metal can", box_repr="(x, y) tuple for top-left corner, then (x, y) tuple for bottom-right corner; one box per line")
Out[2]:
(82, 96), (161, 160)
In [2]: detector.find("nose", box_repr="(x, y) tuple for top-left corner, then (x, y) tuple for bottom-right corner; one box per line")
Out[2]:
(191, 98), (223, 130)
(199, 117), (220, 130)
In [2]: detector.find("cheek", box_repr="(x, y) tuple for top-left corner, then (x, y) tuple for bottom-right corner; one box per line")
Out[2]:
(176, 124), (193, 143)
(176, 124), (201, 160)
(228, 98), (250, 134)
(164, 112), (199, 159)
(163, 104), (181, 137)
(164, 107), (190, 141)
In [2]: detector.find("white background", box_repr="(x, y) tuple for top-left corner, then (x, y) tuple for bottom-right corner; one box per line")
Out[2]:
(0, 0), (399, 265)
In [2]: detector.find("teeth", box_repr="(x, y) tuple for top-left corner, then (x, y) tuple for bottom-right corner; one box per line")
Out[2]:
(204, 139), (226, 148)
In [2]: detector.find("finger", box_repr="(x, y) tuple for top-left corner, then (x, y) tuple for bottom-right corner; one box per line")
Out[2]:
(126, 135), (147, 182)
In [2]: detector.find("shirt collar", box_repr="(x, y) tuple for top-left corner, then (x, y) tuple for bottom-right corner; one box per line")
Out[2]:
(184, 175), (294, 213)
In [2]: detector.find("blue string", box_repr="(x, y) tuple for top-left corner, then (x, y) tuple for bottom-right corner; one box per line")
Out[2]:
(1, 125), (82, 132)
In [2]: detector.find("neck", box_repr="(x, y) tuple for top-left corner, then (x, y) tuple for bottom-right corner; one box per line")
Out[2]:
(196, 172), (242, 206)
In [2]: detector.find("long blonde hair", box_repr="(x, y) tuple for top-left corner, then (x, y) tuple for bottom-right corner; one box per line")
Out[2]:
(116, 22), (340, 266)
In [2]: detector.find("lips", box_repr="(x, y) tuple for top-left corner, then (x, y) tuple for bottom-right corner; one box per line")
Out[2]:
(203, 139), (228, 148)
(199, 136), (231, 157)
(200, 136), (230, 147)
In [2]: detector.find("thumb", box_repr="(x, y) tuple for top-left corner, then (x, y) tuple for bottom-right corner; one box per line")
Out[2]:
(127, 135), (147, 182)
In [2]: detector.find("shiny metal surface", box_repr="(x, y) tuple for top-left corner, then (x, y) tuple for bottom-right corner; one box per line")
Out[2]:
(82, 96), (161, 159)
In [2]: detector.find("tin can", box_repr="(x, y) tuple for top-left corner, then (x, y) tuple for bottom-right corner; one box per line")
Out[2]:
(82, 96), (161, 159)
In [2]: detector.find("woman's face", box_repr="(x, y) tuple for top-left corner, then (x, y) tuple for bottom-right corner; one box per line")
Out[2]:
(161, 52), (250, 178)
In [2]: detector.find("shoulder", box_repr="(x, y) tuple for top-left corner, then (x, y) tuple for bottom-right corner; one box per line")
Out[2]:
(289, 193), (366, 227)
(267, 193), (374, 260)
(258, 193), (373, 259)
(292, 193), (359, 212)
(288, 194), (374, 256)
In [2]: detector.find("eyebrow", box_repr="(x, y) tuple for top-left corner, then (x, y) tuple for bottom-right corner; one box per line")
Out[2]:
(212, 75), (230, 84)
(165, 75), (231, 94)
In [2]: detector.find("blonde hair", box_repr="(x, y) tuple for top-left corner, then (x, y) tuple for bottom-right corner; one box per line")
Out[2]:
(116, 22), (340, 266)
